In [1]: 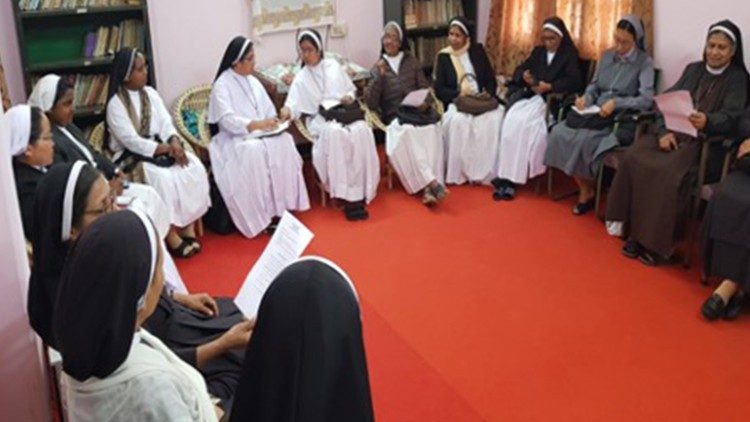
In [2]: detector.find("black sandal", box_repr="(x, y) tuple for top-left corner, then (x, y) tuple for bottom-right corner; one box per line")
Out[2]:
(182, 236), (202, 253)
(168, 240), (196, 258)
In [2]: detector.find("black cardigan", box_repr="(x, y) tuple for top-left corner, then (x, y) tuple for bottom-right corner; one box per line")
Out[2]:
(13, 160), (45, 240)
(433, 43), (497, 105)
(52, 124), (117, 179)
(507, 45), (582, 106)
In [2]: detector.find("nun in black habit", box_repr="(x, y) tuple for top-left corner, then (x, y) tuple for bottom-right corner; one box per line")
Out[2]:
(700, 107), (750, 320)
(493, 17), (583, 200)
(8, 104), (54, 239)
(54, 210), (218, 421)
(28, 161), (249, 409)
(606, 20), (749, 265)
(229, 257), (374, 422)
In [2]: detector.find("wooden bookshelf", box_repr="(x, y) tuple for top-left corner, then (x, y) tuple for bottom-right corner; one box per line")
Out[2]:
(12, 0), (156, 129)
(383, 0), (477, 78)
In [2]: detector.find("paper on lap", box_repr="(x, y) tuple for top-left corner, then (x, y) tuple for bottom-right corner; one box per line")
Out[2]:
(400, 88), (430, 107)
(234, 212), (314, 317)
(321, 99), (341, 110)
(572, 105), (601, 115)
(246, 121), (290, 139)
(654, 90), (698, 137)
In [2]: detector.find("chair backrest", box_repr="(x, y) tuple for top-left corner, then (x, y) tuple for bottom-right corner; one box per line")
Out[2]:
(88, 121), (106, 153)
(172, 84), (212, 153)
(579, 59), (597, 89)
(653, 68), (662, 94)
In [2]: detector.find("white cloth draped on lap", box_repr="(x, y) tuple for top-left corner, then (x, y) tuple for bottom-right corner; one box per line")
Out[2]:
(208, 70), (309, 238)
(386, 121), (444, 194)
(285, 58), (380, 203)
(107, 87), (210, 228)
(120, 185), (188, 292)
(121, 182), (171, 239)
(61, 330), (217, 422)
(308, 116), (380, 202)
(442, 103), (504, 185)
(496, 95), (548, 184)
(160, 243), (189, 294)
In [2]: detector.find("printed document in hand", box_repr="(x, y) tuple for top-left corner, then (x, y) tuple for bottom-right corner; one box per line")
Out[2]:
(573, 105), (601, 115)
(234, 211), (314, 317)
(654, 90), (697, 137)
(247, 121), (290, 139)
(400, 88), (430, 107)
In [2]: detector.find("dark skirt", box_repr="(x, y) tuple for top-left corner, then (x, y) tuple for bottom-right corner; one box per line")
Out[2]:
(605, 134), (702, 256)
(702, 171), (750, 290)
(145, 295), (246, 406)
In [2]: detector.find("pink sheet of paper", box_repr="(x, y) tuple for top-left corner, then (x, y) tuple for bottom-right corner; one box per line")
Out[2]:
(654, 90), (697, 137)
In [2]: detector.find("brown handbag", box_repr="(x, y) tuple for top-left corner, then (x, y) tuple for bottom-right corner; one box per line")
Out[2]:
(454, 74), (499, 116)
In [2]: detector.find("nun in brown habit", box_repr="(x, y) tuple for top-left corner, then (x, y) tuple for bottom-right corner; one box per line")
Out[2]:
(700, 107), (750, 320)
(606, 20), (749, 265)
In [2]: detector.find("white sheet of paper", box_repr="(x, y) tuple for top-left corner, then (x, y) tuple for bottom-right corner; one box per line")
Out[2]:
(654, 90), (698, 137)
(400, 88), (430, 107)
(234, 212), (314, 317)
(321, 99), (341, 111)
(247, 121), (290, 139)
(573, 105), (601, 115)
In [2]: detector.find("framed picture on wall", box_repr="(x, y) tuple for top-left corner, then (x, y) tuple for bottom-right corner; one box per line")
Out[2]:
(252, 0), (335, 35)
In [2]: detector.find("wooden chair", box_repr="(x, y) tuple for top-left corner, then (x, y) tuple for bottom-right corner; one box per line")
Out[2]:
(683, 138), (737, 269)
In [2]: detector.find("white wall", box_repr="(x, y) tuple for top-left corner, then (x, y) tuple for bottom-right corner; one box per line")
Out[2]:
(653, 1), (750, 90)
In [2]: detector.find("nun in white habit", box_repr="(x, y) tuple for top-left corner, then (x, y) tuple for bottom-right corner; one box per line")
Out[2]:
(208, 36), (310, 238)
(29, 73), (171, 239)
(106, 48), (210, 257)
(434, 17), (505, 186)
(280, 29), (380, 221)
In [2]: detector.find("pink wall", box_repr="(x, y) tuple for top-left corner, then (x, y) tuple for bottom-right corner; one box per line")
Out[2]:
(0, 114), (51, 421)
(653, 1), (750, 90)
(146, 0), (388, 105)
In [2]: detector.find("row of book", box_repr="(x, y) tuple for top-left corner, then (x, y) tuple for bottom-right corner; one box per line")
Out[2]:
(404, 0), (466, 30)
(409, 36), (449, 69)
(83, 20), (144, 58)
(19, 0), (140, 11)
(31, 73), (110, 111)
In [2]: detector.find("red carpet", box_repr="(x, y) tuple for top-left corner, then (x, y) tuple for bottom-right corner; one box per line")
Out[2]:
(176, 180), (750, 421)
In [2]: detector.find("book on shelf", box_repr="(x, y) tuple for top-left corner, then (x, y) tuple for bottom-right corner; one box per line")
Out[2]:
(81, 19), (144, 58)
(19, 0), (141, 12)
(403, 0), (465, 30)
(410, 36), (448, 69)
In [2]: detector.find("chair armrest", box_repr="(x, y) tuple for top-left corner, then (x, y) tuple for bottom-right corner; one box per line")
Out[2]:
(359, 100), (387, 132)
